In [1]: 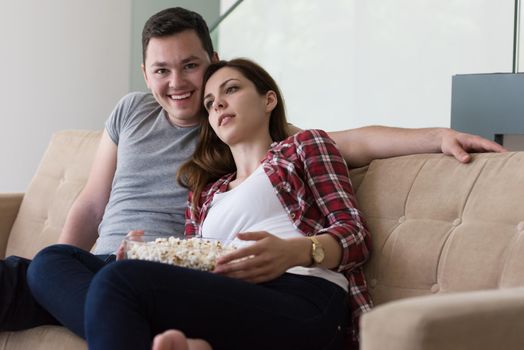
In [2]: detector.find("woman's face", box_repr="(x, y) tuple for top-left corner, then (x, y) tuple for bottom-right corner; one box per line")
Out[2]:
(203, 67), (275, 146)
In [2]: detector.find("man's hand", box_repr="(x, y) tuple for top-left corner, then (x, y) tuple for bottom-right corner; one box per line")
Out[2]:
(440, 129), (507, 163)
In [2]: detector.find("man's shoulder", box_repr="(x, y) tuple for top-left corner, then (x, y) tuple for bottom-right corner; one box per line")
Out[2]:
(106, 92), (161, 140)
(112, 91), (161, 123)
(118, 91), (158, 109)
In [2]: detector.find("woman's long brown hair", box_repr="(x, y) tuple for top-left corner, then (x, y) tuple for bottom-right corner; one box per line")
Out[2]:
(177, 58), (289, 215)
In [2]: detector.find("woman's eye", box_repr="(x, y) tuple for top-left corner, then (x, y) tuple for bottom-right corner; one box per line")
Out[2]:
(204, 100), (213, 111)
(225, 86), (238, 94)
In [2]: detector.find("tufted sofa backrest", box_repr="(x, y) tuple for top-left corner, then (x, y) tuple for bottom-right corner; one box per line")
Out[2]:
(7, 130), (524, 310)
(350, 153), (524, 306)
(6, 130), (102, 258)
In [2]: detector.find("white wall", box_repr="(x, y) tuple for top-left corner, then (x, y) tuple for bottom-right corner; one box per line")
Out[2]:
(1, 1), (519, 191)
(0, 0), (131, 192)
(217, 0), (515, 131)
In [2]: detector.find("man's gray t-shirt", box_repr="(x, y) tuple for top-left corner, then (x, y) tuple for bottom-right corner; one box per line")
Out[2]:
(93, 92), (199, 255)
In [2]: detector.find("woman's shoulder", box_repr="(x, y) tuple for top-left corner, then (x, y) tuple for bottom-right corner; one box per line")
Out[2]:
(283, 129), (334, 147)
(268, 129), (336, 162)
(199, 173), (235, 201)
(294, 128), (330, 140)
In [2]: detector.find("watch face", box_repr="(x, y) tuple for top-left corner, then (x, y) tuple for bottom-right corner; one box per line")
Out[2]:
(313, 246), (325, 263)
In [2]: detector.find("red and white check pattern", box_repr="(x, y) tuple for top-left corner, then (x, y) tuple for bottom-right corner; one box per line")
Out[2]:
(186, 129), (372, 342)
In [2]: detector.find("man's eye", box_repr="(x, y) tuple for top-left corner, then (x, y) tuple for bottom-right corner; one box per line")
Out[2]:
(226, 86), (238, 94)
(154, 68), (167, 75)
(184, 63), (197, 70)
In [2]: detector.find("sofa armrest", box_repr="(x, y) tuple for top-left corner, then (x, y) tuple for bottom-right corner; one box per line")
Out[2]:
(0, 193), (24, 258)
(360, 287), (524, 350)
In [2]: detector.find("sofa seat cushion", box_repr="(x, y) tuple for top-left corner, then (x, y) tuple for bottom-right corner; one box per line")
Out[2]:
(0, 326), (86, 350)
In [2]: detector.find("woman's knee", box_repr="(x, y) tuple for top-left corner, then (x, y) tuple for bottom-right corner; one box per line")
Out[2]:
(92, 259), (139, 283)
(85, 260), (148, 324)
(87, 260), (139, 301)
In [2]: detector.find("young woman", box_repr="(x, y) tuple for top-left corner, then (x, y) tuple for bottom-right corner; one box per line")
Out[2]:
(83, 59), (372, 350)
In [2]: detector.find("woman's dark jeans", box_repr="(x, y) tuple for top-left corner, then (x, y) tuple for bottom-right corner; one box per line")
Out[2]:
(85, 260), (348, 350)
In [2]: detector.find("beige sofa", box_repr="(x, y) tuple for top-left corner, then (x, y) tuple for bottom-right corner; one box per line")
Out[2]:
(1, 130), (523, 350)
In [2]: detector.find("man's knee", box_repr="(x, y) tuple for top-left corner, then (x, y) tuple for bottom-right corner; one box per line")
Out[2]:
(0, 256), (47, 330)
(32, 244), (77, 262)
(1, 255), (32, 291)
(27, 244), (74, 290)
(1, 256), (32, 298)
(1, 255), (32, 272)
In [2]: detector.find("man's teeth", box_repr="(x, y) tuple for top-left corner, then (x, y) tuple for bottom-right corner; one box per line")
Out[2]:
(170, 92), (191, 100)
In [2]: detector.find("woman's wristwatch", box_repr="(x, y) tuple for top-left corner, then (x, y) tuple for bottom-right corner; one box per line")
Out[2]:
(308, 236), (325, 266)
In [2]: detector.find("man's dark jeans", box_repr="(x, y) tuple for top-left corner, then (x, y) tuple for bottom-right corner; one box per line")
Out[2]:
(26, 245), (115, 338)
(1, 247), (114, 337)
(0, 256), (59, 330)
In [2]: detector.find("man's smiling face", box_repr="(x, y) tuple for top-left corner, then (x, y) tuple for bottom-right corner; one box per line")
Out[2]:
(142, 30), (215, 127)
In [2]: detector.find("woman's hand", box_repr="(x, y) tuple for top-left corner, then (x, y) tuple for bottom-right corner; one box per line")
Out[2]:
(213, 231), (309, 284)
(115, 229), (144, 261)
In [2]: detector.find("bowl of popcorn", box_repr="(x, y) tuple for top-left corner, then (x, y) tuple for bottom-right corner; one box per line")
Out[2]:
(124, 236), (236, 271)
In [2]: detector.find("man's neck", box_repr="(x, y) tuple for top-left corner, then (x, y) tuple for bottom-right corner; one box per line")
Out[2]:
(164, 111), (202, 128)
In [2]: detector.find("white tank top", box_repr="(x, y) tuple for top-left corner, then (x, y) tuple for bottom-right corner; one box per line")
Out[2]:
(201, 166), (348, 291)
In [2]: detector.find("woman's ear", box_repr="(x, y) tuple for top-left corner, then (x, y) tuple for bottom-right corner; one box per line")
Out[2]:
(265, 91), (278, 113)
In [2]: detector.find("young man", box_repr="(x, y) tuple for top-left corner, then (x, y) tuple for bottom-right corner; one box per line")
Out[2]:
(1, 6), (504, 337)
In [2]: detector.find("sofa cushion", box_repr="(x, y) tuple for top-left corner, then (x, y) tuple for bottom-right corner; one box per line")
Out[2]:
(355, 152), (524, 306)
(6, 130), (102, 259)
(0, 326), (86, 349)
